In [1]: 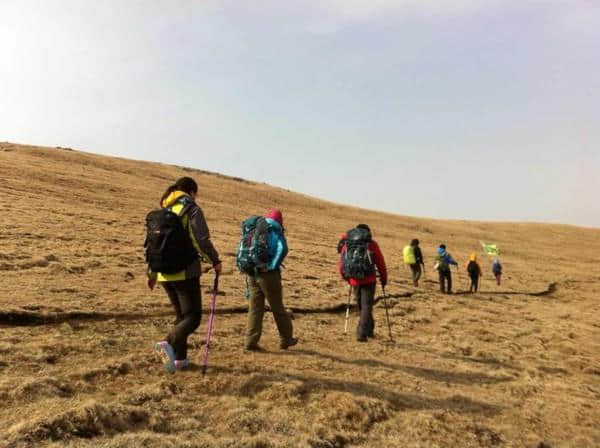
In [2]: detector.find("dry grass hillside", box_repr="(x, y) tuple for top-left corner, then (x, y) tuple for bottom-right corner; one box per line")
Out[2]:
(0, 142), (599, 448)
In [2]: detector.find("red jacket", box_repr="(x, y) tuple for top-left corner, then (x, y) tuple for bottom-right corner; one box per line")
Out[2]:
(338, 236), (387, 286)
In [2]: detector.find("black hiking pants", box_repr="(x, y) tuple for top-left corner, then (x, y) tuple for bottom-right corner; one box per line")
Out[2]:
(438, 269), (452, 293)
(469, 275), (479, 293)
(354, 283), (376, 340)
(162, 278), (201, 360)
(410, 263), (422, 286)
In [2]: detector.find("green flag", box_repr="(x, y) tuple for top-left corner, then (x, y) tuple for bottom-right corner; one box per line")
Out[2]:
(480, 241), (500, 256)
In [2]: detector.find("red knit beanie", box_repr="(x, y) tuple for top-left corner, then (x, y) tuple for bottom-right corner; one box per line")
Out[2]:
(265, 209), (283, 227)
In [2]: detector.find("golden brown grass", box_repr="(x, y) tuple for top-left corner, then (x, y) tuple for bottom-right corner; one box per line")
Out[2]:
(0, 142), (599, 447)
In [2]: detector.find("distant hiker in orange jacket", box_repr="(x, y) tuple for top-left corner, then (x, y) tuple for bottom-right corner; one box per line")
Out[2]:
(338, 224), (387, 342)
(466, 253), (482, 293)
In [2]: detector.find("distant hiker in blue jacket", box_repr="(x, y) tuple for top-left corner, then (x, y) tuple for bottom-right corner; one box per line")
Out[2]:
(492, 258), (503, 286)
(435, 244), (458, 294)
(245, 209), (297, 351)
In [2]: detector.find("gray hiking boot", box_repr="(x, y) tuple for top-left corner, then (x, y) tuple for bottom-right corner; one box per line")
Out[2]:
(155, 341), (176, 373)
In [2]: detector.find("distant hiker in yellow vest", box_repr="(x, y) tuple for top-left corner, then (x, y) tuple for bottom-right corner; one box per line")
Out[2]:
(466, 253), (482, 293)
(145, 177), (222, 373)
(403, 239), (425, 287)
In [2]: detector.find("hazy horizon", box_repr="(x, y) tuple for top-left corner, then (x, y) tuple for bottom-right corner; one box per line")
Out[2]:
(1, 1), (598, 227)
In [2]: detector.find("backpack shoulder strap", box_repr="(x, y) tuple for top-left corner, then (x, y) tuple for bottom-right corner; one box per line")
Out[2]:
(165, 199), (196, 238)
(179, 202), (194, 220)
(167, 198), (194, 222)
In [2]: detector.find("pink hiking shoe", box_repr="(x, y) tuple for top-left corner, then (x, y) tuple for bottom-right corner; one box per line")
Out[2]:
(174, 359), (189, 370)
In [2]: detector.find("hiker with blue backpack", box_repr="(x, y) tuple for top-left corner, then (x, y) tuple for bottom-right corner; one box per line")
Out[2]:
(236, 209), (298, 351)
(434, 244), (458, 294)
(492, 258), (503, 285)
(338, 224), (388, 342)
(145, 177), (222, 372)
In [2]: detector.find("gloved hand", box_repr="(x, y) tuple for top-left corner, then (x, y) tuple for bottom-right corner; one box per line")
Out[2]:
(147, 278), (156, 290)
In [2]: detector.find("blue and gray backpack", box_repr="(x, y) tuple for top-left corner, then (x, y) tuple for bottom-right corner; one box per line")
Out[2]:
(341, 227), (375, 279)
(236, 216), (270, 275)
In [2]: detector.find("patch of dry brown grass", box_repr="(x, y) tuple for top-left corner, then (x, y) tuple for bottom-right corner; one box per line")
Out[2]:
(1, 142), (599, 447)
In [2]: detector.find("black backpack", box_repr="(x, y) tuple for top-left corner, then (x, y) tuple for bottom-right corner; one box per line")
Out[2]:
(341, 227), (375, 279)
(337, 236), (347, 254)
(144, 205), (197, 274)
(467, 260), (480, 276)
(236, 216), (270, 275)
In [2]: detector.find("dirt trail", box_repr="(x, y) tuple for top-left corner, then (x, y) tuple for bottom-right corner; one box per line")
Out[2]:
(1, 143), (599, 447)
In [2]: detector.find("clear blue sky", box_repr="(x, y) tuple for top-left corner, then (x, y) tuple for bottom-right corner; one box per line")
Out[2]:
(1, 1), (599, 227)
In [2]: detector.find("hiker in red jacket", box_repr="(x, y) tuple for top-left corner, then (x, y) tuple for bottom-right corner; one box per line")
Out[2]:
(338, 224), (387, 342)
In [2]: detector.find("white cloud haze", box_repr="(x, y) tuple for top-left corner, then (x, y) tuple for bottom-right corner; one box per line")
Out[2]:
(1, 0), (599, 227)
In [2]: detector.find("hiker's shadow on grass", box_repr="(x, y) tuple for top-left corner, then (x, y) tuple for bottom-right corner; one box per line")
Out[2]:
(380, 292), (413, 298)
(439, 352), (521, 371)
(478, 290), (553, 297)
(291, 349), (514, 386)
(203, 364), (502, 417)
(451, 282), (556, 298)
(376, 340), (521, 372)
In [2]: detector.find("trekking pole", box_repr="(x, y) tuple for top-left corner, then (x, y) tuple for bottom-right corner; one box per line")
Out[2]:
(343, 285), (352, 334)
(202, 273), (220, 376)
(381, 285), (393, 342)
